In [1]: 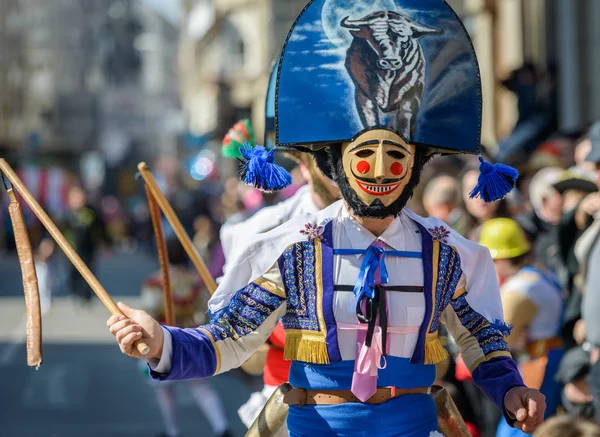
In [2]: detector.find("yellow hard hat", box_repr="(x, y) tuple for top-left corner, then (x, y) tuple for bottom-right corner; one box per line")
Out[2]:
(478, 218), (531, 260)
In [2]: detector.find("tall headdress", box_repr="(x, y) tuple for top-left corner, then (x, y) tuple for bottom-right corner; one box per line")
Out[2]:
(274, 0), (517, 201)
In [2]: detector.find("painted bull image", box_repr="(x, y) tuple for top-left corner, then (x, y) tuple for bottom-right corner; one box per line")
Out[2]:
(341, 11), (441, 139)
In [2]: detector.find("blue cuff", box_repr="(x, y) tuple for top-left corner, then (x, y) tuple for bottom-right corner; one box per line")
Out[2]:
(149, 326), (218, 381)
(471, 356), (525, 426)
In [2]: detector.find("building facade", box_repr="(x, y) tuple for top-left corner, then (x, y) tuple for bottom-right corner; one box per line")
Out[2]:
(0, 0), (181, 165)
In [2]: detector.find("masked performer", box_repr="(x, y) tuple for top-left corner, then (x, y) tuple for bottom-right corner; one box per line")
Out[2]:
(109, 1), (545, 436)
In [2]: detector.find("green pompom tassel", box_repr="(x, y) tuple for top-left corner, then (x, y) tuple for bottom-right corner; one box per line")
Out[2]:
(222, 119), (255, 159)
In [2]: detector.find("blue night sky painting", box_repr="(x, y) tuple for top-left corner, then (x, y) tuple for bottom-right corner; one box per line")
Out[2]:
(275, 0), (482, 154)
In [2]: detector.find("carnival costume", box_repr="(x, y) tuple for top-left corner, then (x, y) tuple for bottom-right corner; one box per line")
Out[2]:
(145, 1), (530, 436)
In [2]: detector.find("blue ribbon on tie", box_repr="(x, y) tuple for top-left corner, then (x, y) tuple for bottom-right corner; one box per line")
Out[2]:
(353, 245), (389, 302)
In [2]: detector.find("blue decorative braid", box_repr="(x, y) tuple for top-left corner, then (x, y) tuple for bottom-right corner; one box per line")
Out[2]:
(281, 241), (321, 332)
(282, 245), (299, 307)
(204, 283), (285, 341)
(429, 244), (462, 333)
(449, 295), (509, 356)
(490, 319), (514, 337)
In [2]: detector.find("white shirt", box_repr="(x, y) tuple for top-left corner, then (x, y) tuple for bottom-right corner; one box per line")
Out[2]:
(501, 268), (563, 341)
(152, 201), (502, 374)
(333, 206), (425, 359)
(220, 185), (319, 274)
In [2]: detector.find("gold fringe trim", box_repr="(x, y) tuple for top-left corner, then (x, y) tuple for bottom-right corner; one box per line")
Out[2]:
(452, 286), (467, 300)
(424, 337), (448, 365)
(284, 334), (330, 365)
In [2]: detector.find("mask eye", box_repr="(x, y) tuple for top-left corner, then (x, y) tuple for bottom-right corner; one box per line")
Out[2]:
(386, 150), (405, 160)
(355, 149), (375, 158)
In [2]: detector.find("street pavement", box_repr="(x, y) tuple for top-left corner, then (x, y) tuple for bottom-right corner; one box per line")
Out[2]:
(0, 250), (258, 437)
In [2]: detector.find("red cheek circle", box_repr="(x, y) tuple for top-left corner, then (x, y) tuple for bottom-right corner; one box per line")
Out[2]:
(390, 162), (403, 175)
(356, 160), (370, 175)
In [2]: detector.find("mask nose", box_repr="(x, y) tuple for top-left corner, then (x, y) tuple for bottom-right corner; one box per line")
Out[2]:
(374, 146), (386, 181)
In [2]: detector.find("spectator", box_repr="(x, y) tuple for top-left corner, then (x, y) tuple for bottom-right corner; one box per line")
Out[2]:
(460, 168), (510, 241)
(554, 167), (598, 347)
(556, 346), (595, 419)
(63, 185), (111, 304)
(576, 122), (600, 423)
(533, 416), (600, 437)
(517, 149), (565, 208)
(516, 167), (563, 273)
(35, 237), (56, 315)
(192, 214), (225, 279)
(495, 63), (558, 166)
(574, 133), (597, 173)
(529, 167), (564, 227)
(554, 168), (598, 215)
(422, 175), (462, 232)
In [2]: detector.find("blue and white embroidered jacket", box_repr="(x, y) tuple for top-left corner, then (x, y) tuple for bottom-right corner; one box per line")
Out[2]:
(149, 201), (524, 419)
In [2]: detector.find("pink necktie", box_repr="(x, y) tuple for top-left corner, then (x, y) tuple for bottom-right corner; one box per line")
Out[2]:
(351, 240), (387, 402)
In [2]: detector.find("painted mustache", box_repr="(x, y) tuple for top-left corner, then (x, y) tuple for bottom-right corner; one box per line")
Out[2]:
(350, 168), (402, 185)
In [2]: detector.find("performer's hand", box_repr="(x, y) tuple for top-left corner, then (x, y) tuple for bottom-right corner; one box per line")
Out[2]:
(107, 302), (164, 360)
(504, 387), (546, 434)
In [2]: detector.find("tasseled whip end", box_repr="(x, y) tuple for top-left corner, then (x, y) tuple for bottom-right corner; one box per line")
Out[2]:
(469, 156), (519, 203)
(237, 143), (292, 192)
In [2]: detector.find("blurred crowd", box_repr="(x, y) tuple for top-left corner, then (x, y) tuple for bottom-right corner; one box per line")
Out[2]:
(411, 120), (600, 437)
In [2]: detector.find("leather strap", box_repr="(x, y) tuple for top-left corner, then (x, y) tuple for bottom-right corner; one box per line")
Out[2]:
(527, 337), (563, 358)
(335, 285), (424, 293)
(283, 387), (429, 406)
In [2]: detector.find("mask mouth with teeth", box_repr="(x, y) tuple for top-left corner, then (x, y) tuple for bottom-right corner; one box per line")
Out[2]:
(352, 174), (403, 196)
(326, 129), (431, 219)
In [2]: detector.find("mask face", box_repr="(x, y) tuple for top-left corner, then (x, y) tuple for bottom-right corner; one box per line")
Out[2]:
(342, 130), (416, 207)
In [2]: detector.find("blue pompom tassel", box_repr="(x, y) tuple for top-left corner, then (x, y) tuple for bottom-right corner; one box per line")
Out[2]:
(469, 157), (519, 202)
(238, 143), (292, 192)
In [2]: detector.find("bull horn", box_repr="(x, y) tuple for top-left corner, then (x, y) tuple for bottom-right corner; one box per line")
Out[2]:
(410, 21), (442, 35)
(340, 16), (366, 30)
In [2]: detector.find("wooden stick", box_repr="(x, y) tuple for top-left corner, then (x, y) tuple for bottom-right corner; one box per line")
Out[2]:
(0, 159), (150, 356)
(145, 185), (176, 326)
(137, 162), (218, 294)
(7, 188), (42, 368)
